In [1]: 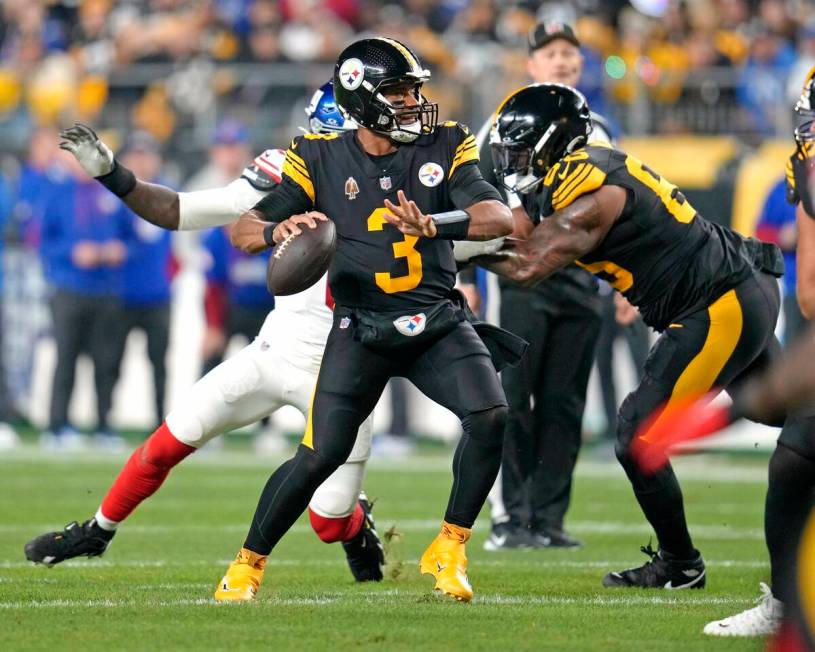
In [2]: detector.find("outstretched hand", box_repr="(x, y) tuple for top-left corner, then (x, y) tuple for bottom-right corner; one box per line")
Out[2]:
(59, 123), (115, 178)
(383, 190), (436, 237)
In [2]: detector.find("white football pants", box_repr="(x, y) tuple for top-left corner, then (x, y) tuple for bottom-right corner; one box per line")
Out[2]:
(166, 337), (371, 518)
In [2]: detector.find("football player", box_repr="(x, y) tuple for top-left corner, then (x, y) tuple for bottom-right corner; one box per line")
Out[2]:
(630, 67), (815, 639)
(226, 36), (513, 602)
(24, 82), (387, 583)
(477, 83), (786, 591)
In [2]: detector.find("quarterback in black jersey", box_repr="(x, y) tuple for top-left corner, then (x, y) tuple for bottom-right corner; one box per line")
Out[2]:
(223, 37), (513, 602)
(480, 83), (786, 591)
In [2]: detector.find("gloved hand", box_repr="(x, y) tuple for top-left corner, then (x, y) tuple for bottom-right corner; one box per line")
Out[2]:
(59, 123), (115, 178)
(631, 392), (737, 474)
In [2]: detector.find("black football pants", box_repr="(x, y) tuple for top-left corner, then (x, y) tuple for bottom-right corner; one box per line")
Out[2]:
(616, 270), (782, 558)
(48, 289), (123, 433)
(496, 286), (601, 531)
(243, 314), (507, 555)
(111, 303), (171, 426)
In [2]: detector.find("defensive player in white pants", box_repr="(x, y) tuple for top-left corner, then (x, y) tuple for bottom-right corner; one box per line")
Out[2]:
(25, 82), (386, 585)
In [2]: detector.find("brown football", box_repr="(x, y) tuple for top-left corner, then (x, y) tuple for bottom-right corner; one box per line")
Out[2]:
(266, 219), (337, 295)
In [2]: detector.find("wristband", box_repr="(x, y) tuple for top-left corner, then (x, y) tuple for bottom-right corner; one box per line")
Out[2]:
(432, 209), (471, 240)
(96, 160), (137, 197)
(263, 223), (276, 247)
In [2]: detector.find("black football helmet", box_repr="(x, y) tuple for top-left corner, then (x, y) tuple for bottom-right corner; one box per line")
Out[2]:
(489, 83), (592, 194)
(794, 65), (815, 146)
(333, 37), (438, 143)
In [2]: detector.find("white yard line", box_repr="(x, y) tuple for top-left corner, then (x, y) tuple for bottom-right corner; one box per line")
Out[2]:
(0, 558), (768, 570)
(0, 519), (764, 540)
(0, 447), (769, 482)
(0, 593), (748, 609)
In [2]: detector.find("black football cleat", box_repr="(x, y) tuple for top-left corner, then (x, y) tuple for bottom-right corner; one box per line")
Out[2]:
(483, 521), (534, 551)
(342, 493), (385, 582)
(603, 542), (706, 589)
(533, 525), (582, 549)
(25, 519), (114, 566)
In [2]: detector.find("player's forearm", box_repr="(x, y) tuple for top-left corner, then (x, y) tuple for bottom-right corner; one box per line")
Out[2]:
(463, 199), (513, 240)
(230, 210), (272, 254)
(120, 180), (180, 230)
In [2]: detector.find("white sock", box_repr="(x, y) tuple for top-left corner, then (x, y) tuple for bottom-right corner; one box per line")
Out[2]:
(94, 508), (120, 532)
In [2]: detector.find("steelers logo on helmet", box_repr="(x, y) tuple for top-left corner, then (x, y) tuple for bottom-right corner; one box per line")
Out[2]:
(418, 162), (444, 187)
(339, 58), (365, 91)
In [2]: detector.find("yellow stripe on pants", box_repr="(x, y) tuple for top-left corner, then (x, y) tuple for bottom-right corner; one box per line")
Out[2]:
(643, 289), (743, 441)
(798, 510), (815, 642)
(301, 384), (317, 450)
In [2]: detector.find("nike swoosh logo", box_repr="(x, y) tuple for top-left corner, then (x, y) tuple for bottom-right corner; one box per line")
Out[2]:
(436, 561), (448, 572)
(492, 535), (507, 546)
(664, 569), (705, 589)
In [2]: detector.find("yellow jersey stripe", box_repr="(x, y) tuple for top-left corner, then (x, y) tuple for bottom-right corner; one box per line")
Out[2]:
(449, 145), (479, 178)
(286, 155), (310, 179)
(454, 135), (476, 155)
(287, 149), (308, 169)
(451, 143), (478, 167)
(282, 157), (315, 204)
(552, 163), (589, 203)
(553, 165), (607, 210)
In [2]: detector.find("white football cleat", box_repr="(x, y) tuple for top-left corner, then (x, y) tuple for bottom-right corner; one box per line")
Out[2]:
(703, 583), (783, 637)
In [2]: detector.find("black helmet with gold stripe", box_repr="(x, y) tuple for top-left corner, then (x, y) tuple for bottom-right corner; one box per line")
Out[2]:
(489, 83), (591, 194)
(333, 37), (438, 143)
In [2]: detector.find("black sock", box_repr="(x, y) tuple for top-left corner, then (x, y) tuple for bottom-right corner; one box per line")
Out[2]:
(243, 446), (339, 555)
(444, 406), (506, 528)
(765, 443), (815, 603)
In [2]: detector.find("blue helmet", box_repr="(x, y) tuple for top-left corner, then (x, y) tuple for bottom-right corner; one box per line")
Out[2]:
(306, 80), (357, 134)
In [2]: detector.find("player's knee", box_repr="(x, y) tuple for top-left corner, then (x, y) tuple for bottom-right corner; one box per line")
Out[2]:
(296, 444), (343, 483)
(309, 489), (357, 520)
(140, 423), (195, 470)
(614, 397), (639, 468)
(462, 405), (508, 446)
(309, 508), (349, 543)
(769, 443), (815, 491)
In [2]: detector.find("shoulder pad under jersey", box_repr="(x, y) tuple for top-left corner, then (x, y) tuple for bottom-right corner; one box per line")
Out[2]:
(241, 149), (285, 191)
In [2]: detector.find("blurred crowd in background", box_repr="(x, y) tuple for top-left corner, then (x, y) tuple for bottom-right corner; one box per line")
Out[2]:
(0, 0), (812, 451)
(1, 0), (815, 158)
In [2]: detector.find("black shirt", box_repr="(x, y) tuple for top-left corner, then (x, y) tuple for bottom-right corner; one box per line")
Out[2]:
(253, 123), (503, 311)
(526, 142), (773, 331)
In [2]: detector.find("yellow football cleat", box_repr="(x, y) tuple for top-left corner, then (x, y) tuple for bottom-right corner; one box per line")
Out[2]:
(419, 521), (473, 602)
(214, 548), (268, 602)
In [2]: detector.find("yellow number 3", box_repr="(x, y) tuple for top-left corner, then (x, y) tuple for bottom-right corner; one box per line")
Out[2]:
(366, 207), (423, 293)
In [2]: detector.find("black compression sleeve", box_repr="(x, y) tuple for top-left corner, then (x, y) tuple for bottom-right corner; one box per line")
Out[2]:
(252, 176), (313, 223)
(449, 162), (503, 210)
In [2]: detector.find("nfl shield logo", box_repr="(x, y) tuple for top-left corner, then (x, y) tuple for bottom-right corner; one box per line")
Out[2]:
(379, 176), (392, 191)
(340, 316), (351, 329)
(393, 313), (427, 337)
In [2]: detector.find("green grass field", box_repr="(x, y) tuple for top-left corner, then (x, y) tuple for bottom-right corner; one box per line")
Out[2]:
(0, 445), (772, 651)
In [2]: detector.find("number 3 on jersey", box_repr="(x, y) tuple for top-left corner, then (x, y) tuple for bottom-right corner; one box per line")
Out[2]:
(367, 207), (423, 293)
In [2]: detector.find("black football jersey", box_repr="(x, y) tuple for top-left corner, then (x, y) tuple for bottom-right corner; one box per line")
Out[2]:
(278, 122), (485, 310)
(524, 143), (765, 331)
(786, 141), (815, 218)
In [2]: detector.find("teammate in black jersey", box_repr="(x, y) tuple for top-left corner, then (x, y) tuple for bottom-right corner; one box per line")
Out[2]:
(219, 37), (513, 602)
(478, 83), (786, 590)
(630, 67), (815, 641)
